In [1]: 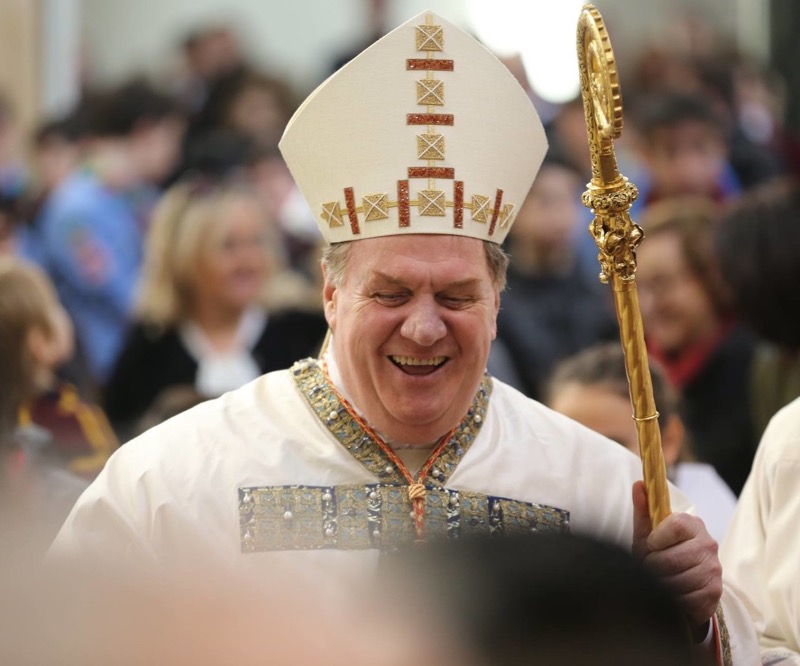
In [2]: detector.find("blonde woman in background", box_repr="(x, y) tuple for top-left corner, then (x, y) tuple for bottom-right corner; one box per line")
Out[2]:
(103, 177), (326, 440)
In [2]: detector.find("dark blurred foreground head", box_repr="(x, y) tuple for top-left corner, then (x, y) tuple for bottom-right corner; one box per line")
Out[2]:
(5, 532), (697, 664)
(383, 532), (697, 666)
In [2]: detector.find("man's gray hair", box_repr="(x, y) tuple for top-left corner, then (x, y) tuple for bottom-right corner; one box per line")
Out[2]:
(321, 240), (509, 291)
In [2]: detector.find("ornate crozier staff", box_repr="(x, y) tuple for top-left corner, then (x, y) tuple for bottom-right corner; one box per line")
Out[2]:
(576, 4), (671, 526)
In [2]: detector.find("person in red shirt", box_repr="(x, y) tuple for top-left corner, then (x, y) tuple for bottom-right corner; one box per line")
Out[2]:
(636, 198), (757, 494)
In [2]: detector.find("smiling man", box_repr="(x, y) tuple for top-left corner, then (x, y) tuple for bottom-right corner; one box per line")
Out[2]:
(51, 11), (758, 663)
(322, 235), (501, 446)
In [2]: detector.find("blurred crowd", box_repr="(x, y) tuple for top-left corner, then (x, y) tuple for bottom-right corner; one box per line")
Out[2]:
(1, 4), (800, 661)
(0, 22), (333, 517)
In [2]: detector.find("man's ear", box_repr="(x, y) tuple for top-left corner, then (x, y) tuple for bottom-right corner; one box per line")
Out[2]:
(321, 263), (337, 331)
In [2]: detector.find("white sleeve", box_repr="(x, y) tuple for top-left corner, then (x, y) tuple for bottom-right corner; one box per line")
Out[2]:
(47, 442), (162, 568)
(721, 399), (800, 660)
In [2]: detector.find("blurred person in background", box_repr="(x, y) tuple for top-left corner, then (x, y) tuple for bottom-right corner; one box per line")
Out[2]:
(698, 55), (786, 190)
(624, 6), (786, 188)
(103, 176), (326, 439)
(634, 93), (739, 210)
(548, 342), (736, 543)
(174, 23), (247, 113)
(0, 258), (92, 552)
(133, 386), (208, 438)
(732, 57), (800, 179)
(636, 198), (756, 494)
(386, 533), (700, 666)
(721, 394), (800, 665)
(0, 192), (21, 256)
(497, 153), (617, 400)
(247, 146), (323, 275)
(544, 94), (640, 276)
(0, 91), (28, 200)
(0, 257), (116, 480)
(14, 108), (91, 264)
(36, 80), (185, 385)
(0, 94), (29, 258)
(27, 111), (90, 217)
(545, 97), (592, 184)
(3, 547), (464, 666)
(180, 129), (322, 276)
(715, 179), (800, 437)
(181, 70), (303, 265)
(328, 0), (389, 73)
(630, 51), (785, 191)
(189, 69), (295, 152)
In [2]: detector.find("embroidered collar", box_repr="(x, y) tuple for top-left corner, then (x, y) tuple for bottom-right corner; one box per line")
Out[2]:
(291, 358), (492, 488)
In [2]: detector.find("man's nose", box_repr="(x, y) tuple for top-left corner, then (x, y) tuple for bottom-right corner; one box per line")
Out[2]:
(400, 297), (447, 347)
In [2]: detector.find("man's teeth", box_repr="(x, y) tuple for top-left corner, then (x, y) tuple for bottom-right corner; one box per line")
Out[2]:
(391, 356), (446, 367)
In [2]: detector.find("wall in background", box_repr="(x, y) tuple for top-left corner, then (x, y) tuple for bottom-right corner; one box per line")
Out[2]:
(80, 0), (467, 96)
(0, 0), (41, 142)
(80, 0), (741, 97)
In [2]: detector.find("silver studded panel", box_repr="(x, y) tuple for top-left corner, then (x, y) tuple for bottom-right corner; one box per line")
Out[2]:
(239, 484), (570, 553)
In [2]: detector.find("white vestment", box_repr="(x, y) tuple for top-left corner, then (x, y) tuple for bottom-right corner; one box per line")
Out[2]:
(52, 358), (758, 663)
(673, 462), (737, 544)
(721, 396), (800, 664)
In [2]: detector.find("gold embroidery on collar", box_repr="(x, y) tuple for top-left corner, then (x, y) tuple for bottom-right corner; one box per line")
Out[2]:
(290, 358), (492, 486)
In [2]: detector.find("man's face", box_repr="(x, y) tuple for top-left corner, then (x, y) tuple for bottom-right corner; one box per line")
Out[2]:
(324, 235), (500, 445)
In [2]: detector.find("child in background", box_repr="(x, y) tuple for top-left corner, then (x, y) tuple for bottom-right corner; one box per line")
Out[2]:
(635, 93), (739, 209)
(548, 342), (736, 544)
(0, 257), (117, 479)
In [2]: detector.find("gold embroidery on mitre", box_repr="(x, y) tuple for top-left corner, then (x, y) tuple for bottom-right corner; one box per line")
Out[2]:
(417, 133), (445, 160)
(362, 193), (390, 222)
(471, 195), (491, 223)
(418, 190), (446, 216)
(499, 203), (516, 229)
(415, 24), (444, 51)
(321, 201), (344, 228)
(416, 79), (444, 106)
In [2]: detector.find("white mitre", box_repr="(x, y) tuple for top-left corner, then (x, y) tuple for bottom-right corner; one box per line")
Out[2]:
(279, 10), (548, 245)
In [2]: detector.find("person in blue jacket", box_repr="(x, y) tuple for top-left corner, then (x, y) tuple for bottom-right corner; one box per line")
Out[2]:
(37, 81), (185, 383)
